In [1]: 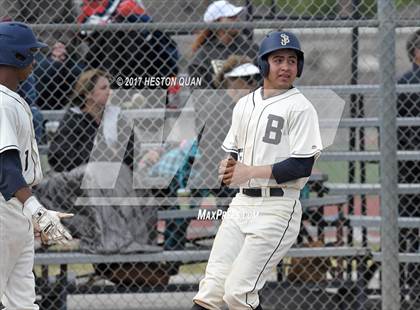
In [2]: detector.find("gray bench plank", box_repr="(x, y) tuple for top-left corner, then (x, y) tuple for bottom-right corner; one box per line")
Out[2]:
(372, 252), (420, 263)
(157, 196), (348, 220)
(39, 108), (420, 160)
(301, 196), (347, 208)
(41, 110), (66, 122)
(301, 84), (420, 95)
(34, 250), (210, 265)
(348, 216), (420, 228)
(325, 183), (420, 195)
(40, 108), (195, 122)
(34, 247), (368, 265)
(320, 150), (420, 161)
(41, 110), (420, 128)
(74, 188), (347, 207)
(40, 146), (420, 161)
(333, 117), (420, 128)
(288, 247), (368, 257)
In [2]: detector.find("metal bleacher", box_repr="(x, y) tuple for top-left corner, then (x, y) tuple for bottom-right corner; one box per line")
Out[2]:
(35, 84), (420, 308)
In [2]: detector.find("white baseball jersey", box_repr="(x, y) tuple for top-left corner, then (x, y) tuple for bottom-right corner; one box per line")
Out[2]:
(0, 84), (41, 309)
(222, 86), (323, 189)
(0, 84), (43, 199)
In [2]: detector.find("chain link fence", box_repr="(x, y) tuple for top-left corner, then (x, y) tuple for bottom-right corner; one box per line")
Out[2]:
(1, 0), (420, 309)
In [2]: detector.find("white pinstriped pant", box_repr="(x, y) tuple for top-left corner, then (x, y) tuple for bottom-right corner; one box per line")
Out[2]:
(0, 199), (39, 310)
(194, 194), (302, 310)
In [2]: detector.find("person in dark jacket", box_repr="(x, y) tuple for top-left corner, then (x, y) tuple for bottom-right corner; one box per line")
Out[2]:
(34, 41), (84, 110)
(79, 0), (179, 84)
(48, 68), (134, 172)
(47, 68), (170, 286)
(191, 55), (260, 208)
(17, 73), (45, 143)
(188, 1), (258, 89)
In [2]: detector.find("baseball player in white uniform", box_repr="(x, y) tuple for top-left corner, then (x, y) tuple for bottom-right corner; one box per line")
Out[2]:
(191, 31), (323, 310)
(0, 22), (73, 309)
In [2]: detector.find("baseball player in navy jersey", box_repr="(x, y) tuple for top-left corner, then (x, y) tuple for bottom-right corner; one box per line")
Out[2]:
(0, 22), (73, 309)
(191, 31), (323, 310)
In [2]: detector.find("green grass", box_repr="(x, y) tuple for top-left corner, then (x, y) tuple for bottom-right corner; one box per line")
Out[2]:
(315, 161), (379, 183)
(35, 262), (207, 277)
(180, 262), (207, 274)
(34, 264), (94, 277)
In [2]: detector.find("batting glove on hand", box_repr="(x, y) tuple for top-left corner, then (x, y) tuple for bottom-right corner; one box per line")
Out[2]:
(24, 196), (74, 245)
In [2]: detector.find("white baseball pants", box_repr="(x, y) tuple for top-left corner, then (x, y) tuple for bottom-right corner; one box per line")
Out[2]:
(194, 194), (302, 310)
(0, 199), (39, 310)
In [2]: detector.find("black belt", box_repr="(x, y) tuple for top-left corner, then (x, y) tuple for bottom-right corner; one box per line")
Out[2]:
(242, 188), (284, 197)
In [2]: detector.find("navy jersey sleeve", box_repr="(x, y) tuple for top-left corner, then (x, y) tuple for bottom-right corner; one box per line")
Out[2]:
(272, 156), (314, 184)
(0, 150), (27, 201)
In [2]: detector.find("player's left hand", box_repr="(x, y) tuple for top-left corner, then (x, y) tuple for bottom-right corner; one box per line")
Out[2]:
(219, 158), (252, 186)
(34, 209), (74, 245)
(25, 196), (74, 245)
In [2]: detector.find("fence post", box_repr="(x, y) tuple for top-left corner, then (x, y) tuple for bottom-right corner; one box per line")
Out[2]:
(377, 0), (400, 309)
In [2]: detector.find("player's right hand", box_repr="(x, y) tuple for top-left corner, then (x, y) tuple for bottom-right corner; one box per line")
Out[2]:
(218, 157), (237, 183)
(219, 157), (254, 186)
(218, 157), (236, 174)
(24, 196), (74, 245)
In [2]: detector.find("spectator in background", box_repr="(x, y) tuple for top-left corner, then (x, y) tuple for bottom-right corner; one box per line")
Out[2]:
(398, 29), (420, 85)
(213, 54), (260, 97)
(48, 69), (116, 171)
(79, 0), (179, 84)
(397, 29), (420, 294)
(45, 68), (169, 286)
(156, 56), (261, 260)
(34, 41), (84, 110)
(146, 55), (261, 275)
(209, 54), (259, 176)
(188, 0), (259, 89)
(17, 74), (45, 143)
(147, 139), (200, 252)
(18, 73), (37, 106)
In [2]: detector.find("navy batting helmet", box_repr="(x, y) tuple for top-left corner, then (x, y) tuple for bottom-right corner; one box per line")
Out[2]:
(257, 31), (304, 78)
(0, 22), (47, 68)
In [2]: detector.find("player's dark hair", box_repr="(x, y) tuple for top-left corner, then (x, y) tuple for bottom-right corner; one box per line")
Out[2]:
(72, 68), (110, 108)
(407, 29), (420, 63)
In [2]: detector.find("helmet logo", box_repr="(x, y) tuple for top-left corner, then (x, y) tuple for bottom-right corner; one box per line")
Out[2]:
(280, 33), (290, 46)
